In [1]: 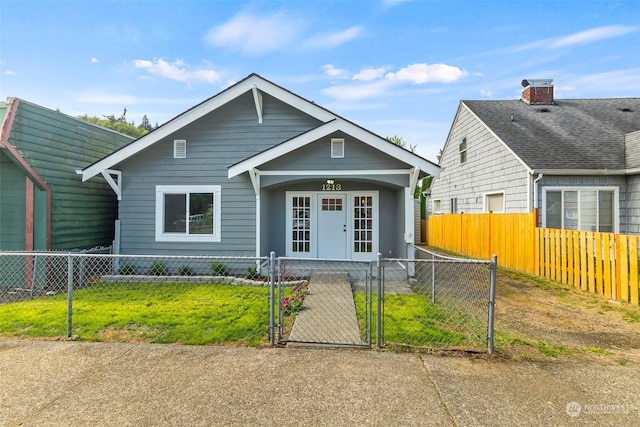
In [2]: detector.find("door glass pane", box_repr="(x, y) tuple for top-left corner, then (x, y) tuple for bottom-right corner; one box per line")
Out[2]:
(189, 193), (214, 235)
(564, 191), (578, 230)
(292, 196), (311, 252)
(579, 191), (597, 231)
(546, 191), (562, 229)
(598, 191), (614, 232)
(164, 194), (186, 233)
(354, 196), (373, 253)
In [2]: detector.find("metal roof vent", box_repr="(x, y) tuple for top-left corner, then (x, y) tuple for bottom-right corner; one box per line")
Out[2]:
(538, 107), (550, 113)
(619, 107), (633, 112)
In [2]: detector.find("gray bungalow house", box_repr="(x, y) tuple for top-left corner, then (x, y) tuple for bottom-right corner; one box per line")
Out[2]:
(79, 73), (440, 260)
(427, 79), (640, 235)
(0, 98), (133, 250)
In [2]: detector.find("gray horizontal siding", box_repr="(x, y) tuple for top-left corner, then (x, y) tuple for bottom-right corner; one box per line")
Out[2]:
(118, 91), (322, 256)
(261, 131), (410, 171)
(429, 105), (529, 215)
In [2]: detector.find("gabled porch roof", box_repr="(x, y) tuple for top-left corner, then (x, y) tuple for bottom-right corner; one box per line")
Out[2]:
(228, 118), (440, 179)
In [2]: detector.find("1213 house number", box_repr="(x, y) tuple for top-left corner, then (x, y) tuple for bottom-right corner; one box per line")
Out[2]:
(322, 183), (342, 191)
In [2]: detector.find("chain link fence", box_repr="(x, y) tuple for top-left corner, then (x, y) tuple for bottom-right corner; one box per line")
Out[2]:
(379, 246), (496, 352)
(0, 248), (496, 352)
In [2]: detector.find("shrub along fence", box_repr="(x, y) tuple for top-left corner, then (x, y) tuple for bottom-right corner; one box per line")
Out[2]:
(427, 212), (640, 306)
(0, 250), (497, 352)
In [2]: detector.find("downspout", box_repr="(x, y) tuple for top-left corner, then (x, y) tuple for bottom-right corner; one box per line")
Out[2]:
(533, 173), (543, 209)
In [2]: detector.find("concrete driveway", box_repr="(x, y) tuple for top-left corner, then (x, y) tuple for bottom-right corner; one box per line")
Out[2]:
(0, 340), (637, 426)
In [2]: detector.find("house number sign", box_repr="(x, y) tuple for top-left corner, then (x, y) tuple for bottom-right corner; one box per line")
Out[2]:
(322, 183), (342, 191)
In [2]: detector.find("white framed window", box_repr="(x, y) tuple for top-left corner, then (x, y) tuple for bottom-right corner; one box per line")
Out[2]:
(459, 137), (467, 164)
(155, 185), (221, 242)
(331, 138), (345, 158)
(485, 192), (505, 213)
(174, 139), (187, 158)
(543, 187), (617, 233)
(433, 199), (442, 214)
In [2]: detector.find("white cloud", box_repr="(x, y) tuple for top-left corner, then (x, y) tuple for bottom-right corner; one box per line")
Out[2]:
(132, 59), (220, 84)
(550, 24), (638, 48)
(304, 26), (364, 49)
(510, 24), (638, 53)
(205, 10), (304, 55)
(322, 64), (349, 79)
(91, 58), (98, 64)
(386, 63), (468, 84)
(4, 70), (16, 76)
(353, 67), (388, 81)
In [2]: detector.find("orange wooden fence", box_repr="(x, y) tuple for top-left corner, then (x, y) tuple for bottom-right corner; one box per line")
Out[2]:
(427, 212), (640, 306)
(427, 212), (537, 273)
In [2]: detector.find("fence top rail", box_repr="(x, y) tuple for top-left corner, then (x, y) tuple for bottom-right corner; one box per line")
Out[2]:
(411, 244), (493, 263)
(278, 257), (373, 265)
(0, 252), (268, 261)
(387, 257), (492, 265)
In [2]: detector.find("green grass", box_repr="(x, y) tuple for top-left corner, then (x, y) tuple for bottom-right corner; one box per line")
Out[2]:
(0, 283), (270, 346)
(354, 292), (470, 348)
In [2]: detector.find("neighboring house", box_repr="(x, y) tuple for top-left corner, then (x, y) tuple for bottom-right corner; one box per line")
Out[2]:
(428, 79), (640, 234)
(0, 98), (133, 250)
(79, 73), (440, 260)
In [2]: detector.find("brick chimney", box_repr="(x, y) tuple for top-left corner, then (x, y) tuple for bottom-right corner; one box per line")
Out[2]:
(521, 79), (554, 105)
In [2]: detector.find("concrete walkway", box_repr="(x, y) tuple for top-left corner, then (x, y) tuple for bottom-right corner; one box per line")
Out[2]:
(1, 339), (638, 426)
(287, 273), (363, 345)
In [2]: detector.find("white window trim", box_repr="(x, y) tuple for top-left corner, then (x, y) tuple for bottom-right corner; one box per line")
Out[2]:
(155, 185), (221, 242)
(432, 199), (442, 214)
(459, 137), (467, 164)
(484, 191), (505, 213)
(173, 139), (186, 159)
(541, 186), (619, 233)
(331, 138), (345, 158)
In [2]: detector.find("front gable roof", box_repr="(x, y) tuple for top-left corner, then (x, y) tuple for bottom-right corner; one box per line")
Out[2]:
(463, 98), (640, 171)
(228, 118), (439, 178)
(81, 73), (439, 181)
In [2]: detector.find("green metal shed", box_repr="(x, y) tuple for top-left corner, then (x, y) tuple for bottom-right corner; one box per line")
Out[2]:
(0, 97), (133, 251)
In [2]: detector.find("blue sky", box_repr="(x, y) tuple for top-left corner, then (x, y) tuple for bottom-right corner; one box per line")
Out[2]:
(1, 0), (639, 162)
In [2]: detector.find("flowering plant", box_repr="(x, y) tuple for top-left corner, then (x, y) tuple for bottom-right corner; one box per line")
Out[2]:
(281, 283), (310, 316)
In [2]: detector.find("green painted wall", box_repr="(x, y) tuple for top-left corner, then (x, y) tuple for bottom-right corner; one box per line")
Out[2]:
(2, 99), (133, 250)
(0, 151), (26, 250)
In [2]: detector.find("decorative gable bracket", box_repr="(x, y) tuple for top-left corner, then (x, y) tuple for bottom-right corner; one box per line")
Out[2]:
(101, 169), (122, 201)
(252, 85), (263, 124)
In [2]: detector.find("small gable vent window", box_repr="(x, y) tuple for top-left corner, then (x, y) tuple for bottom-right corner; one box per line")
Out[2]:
(331, 138), (345, 158)
(174, 139), (187, 159)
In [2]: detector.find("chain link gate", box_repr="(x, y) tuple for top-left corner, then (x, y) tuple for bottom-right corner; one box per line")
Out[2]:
(273, 257), (373, 347)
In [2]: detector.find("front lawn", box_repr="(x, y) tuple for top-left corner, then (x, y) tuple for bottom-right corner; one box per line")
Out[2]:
(0, 283), (270, 346)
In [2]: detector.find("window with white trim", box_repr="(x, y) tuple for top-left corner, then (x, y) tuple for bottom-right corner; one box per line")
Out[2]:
(485, 192), (504, 213)
(433, 199), (441, 214)
(174, 139), (186, 158)
(331, 138), (345, 158)
(544, 188), (615, 233)
(459, 137), (467, 164)
(155, 185), (221, 242)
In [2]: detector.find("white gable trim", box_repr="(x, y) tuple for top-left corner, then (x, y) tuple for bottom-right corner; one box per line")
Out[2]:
(80, 74), (337, 182)
(228, 119), (440, 179)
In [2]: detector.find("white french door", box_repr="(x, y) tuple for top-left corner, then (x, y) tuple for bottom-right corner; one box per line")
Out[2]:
(286, 191), (378, 260)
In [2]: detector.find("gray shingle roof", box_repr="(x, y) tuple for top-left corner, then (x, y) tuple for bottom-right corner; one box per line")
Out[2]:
(463, 98), (640, 170)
